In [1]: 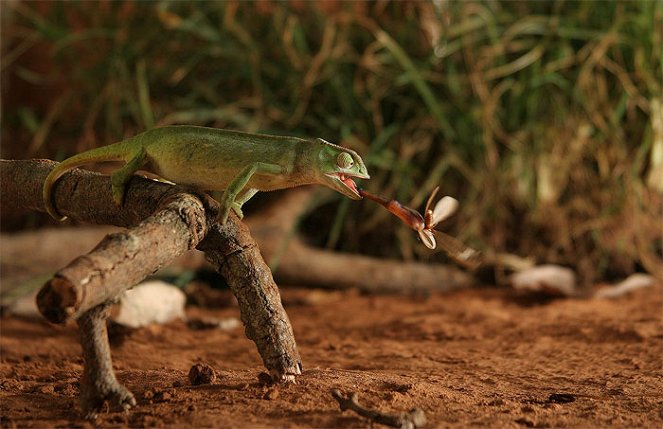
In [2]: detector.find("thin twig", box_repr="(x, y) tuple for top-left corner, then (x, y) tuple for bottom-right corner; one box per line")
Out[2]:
(331, 389), (427, 429)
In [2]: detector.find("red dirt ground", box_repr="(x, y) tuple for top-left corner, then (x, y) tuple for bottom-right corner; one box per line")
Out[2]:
(1, 284), (662, 428)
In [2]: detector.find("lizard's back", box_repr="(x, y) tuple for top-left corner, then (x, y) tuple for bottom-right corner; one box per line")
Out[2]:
(141, 126), (309, 191)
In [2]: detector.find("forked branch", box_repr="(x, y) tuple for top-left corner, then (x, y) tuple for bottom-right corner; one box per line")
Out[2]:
(1, 159), (301, 385)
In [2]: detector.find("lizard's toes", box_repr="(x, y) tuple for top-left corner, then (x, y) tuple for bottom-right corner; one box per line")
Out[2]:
(111, 190), (124, 207)
(110, 181), (126, 207)
(231, 203), (244, 219)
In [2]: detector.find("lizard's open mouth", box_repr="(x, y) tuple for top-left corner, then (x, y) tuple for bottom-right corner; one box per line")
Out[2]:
(325, 172), (369, 199)
(339, 173), (360, 195)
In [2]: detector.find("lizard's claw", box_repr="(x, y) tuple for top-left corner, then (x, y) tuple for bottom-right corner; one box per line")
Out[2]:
(231, 202), (244, 219)
(110, 177), (126, 207)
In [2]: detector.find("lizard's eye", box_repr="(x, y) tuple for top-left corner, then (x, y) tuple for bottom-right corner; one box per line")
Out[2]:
(337, 152), (354, 169)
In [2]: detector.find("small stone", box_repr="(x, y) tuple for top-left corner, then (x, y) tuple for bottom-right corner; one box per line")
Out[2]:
(548, 393), (575, 404)
(263, 387), (279, 400)
(257, 372), (273, 386)
(595, 273), (654, 299)
(113, 281), (186, 328)
(510, 265), (576, 296)
(1, 418), (17, 429)
(188, 363), (217, 385)
(408, 408), (427, 428)
(38, 384), (55, 394)
(515, 417), (535, 427)
(54, 382), (78, 396)
(6, 291), (40, 319)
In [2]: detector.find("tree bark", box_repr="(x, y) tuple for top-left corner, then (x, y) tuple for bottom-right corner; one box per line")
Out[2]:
(1, 159), (301, 387)
(36, 192), (207, 323)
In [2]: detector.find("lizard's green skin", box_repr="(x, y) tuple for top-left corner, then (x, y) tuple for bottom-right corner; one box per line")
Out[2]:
(43, 126), (370, 223)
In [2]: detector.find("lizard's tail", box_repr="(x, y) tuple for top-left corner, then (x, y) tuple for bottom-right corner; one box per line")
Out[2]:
(43, 139), (136, 221)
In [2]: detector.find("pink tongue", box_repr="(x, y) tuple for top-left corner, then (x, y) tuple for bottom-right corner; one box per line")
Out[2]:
(342, 177), (358, 193)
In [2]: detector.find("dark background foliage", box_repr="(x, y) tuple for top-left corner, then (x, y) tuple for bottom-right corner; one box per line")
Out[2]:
(2, 1), (661, 284)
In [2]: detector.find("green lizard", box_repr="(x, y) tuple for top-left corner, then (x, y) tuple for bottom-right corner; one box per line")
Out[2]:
(43, 125), (370, 223)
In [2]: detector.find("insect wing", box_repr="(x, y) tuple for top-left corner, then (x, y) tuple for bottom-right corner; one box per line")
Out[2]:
(418, 229), (436, 249)
(430, 196), (459, 227)
(435, 231), (482, 269)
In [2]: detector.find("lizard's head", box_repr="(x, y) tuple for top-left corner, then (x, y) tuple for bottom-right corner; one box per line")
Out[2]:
(316, 139), (370, 200)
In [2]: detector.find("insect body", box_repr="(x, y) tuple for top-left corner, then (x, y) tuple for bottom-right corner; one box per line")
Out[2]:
(418, 186), (459, 249)
(359, 186), (482, 269)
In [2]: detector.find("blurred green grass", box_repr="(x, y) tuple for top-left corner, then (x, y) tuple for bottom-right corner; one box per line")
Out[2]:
(2, 0), (661, 284)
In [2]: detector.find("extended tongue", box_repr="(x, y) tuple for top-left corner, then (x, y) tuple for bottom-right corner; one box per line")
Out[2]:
(342, 176), (358, 194)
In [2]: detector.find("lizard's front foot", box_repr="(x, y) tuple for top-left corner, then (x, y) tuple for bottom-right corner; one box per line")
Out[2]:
(217, 204), (232, 225)
(110, 180), (126, 207)
(217, 198), (241, 224)
(80, 378), (136, 419)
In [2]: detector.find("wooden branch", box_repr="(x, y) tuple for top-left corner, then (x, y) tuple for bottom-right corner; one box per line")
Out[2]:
(1, 159), (186, 227)
(36, 191), (208, 323)
(2, 190), (474, 294)
(198, 222), (302, 381)
(1, 159), (300, 381)
(269, 239), (473, 293)
(0, 226), (206, 281)
(0, 160), (211, 323)
(78, 302), (136, 418)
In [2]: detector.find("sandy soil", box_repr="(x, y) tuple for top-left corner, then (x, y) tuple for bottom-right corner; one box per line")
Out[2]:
(1, 284), (662, 428)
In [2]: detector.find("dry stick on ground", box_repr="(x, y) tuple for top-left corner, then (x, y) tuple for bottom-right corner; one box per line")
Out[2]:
(2, 184), (473, 294)
(2, 218), (474, 295)
(331, 389), (427, 429)
(0, 226), (212, 286)
(0, 159), (301, 416)
(247, 188), (475, 293)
